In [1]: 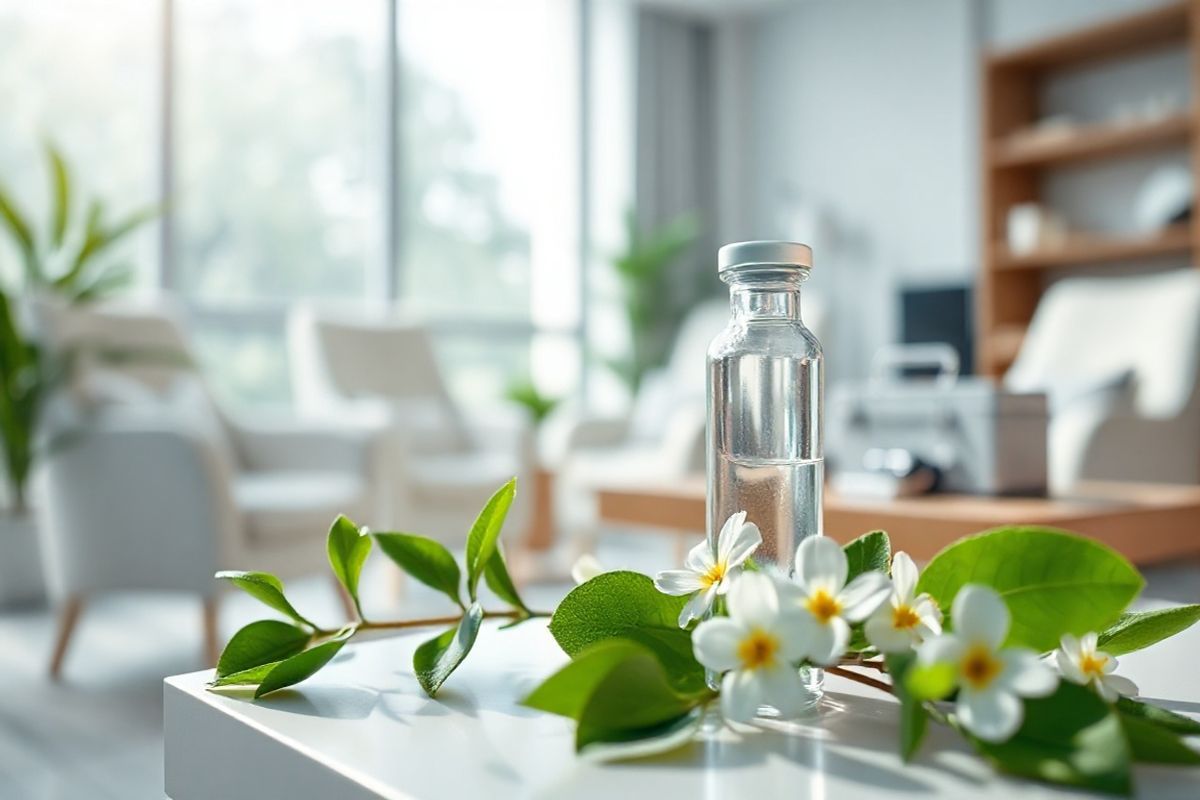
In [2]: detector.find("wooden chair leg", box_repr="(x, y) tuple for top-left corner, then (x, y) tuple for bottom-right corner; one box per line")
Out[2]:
(49, 595), (84, 681)
(201, 596), (221, 667)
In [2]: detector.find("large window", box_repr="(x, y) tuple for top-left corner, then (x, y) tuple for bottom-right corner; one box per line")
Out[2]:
(1, 1), (586, 410)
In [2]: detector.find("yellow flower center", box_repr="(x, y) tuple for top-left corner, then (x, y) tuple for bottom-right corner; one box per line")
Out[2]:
(960, 644), (1003, 690)
(892, 604), (921, 631)
(1079, 652), (1108, 679)
(806, 588), (842, 624)
(699, 561), (727, 589)
(737, 628), (780, 670)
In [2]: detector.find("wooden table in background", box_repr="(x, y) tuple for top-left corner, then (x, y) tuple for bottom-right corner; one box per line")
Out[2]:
(595, 478), (1200, 565)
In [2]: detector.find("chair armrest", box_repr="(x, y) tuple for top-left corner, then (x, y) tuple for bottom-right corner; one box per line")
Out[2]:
(40, 415), (239, 596)
(229, 414), (384, 473)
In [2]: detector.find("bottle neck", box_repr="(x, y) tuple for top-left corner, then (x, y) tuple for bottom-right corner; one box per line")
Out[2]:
(730, 285), (803, 321)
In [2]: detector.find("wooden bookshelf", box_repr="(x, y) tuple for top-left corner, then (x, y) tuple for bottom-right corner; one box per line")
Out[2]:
(977, 0), (1199, 377)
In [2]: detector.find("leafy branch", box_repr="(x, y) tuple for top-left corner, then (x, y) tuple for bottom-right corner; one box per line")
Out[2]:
(209, 479), (548, 698)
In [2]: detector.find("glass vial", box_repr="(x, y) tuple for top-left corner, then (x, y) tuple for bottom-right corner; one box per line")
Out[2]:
(706, 241), (824, 709)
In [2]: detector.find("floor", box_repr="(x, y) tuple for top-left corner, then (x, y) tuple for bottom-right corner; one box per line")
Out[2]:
(1, 534), (1198, 800)
(0, 533), (674, 800)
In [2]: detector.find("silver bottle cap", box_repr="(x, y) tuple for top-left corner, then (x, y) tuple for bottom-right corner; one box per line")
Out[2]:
(717, 240), (813, 274)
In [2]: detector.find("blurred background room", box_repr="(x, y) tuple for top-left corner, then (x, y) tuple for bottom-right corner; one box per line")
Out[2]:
(3, 0), (1200, 796)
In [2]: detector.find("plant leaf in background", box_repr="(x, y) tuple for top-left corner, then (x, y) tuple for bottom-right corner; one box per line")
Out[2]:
(216, 620), (311, 678)
(843, 530), (891, 582)
(504, 377), (560, 427)
(884, 652), (928, 762)
(464, 478), (516, 601)
(413, 603), (484, 697)
(0, 287), (43, 514)
(549, 571), (705, 694)
(969, 681), (1131, 796)
(1117, 713), (1200, 765)
(45, 140), (71, 249)
(327, 515), (372, 616)
(917, 527), (1143, 652)
(374, 532), (463, 609)
(1096, 605), (1200, 656)
(0, 181), (38, 283)
(215, 570), (316, 630)
(1115, 697), (1200, 735)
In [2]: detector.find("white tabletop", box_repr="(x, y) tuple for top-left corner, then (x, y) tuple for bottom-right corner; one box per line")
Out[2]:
(164, 616), (1200, 799)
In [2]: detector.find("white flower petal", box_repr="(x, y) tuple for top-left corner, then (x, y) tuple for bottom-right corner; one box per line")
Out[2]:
(952, 585), (1009, 649)
(654, 570), (705, 596)
(802, 616), (849, 666)
(775, 608), (813, 663)
(692, 617), (745, 672)
(839, 571), (893, 622)
(721, 520), (763, 569)
(865, 609), (917, 653)
(728, 572), (779, 629)
(999, 649), (1057, 698)
(1059, 633), (1081, 660)
(757, 662), (808, 717)
(1103, 673), (1138, 699)
(957, 687), (1023, 743)
(720, 667), (765, 723)
(1101, 654), (1118, 675)
(891, 551), (919, 602)
(1094, 677), (1118, 703)
(795, 536), (847, 593)
(919, 634), (965, 667)
(685, 542), (715, 574)
(1080, 631), (1099, 654)
(1055, 649), (1087, 684)
(678, 585), (717, 627)
(913, 597), (944, 636)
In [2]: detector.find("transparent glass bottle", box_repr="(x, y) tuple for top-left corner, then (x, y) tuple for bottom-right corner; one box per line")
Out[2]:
(707, 240), (824, 709)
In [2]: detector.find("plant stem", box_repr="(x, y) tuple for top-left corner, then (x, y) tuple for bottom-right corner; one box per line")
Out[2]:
(838, 654), (887, 673)
(827, 665), (895, 696)
(350, 609), (552, 634)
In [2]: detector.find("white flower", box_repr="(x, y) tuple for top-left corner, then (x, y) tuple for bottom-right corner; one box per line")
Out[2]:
(570, 553), (606, 585)
(785, 536), (892, 665)
(864, 551), (943, 653)
(654, 511), (762, 627)
(1054, 632), (1138, 703)
(693, 572), (810, 722)
(918, 585), (1058, 743)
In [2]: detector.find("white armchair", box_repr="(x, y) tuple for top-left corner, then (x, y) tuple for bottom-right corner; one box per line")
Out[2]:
(1005, 269), (1200, 490)
(33, 299), (384, 677)
(287, 308), (533, 548)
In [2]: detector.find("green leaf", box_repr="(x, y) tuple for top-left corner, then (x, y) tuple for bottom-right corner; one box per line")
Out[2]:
(45, 140), (71, 249)
(413, 603), (483, 697)
(210, 661), (280, 688)
(215, 571), (316, 629)
(1115, 697), (1200, 735)
(216, 620), (310, 678)
(1118, 713), (1200, 765)
(373, 532), (463, 608)
(483, 542), (530, 615)
(843, 530), (891, 582)
(917, 526), (1143, 652)
(0, 180), (39, 283)
(969, 681), (1131, 796)
(465, 479), (516, 601)
(548, 571), (705, 694)
(577, 707), (704, 762)
(1096, 605), (1200, 656)
(327, 515), (372, 613)
(254, 634), (352, 698)
(885, 652), (928, 761)
(906, 661), (957, 701)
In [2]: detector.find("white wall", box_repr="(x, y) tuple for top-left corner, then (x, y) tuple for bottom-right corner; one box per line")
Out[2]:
(737, 0), (1190, 381)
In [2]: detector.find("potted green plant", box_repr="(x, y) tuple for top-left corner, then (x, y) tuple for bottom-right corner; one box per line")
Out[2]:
(0, 141), (158, 605)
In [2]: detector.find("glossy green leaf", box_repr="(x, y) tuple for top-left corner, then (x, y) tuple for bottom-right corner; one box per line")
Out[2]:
(413, 603), (483, 697)
(210, 661), (280, 689)
(905, 661), (957, 701)
(465, 479), (516, 601)
(216, 620), (310, 678)
(844, 530), (891, 582)
(885, 652), (928, 761)
(1096, 604), (1200, 656)
(969, 681), (1131, 796)
(327, 515), (372, 613)
(254, 634), (352, 698)
(577, 707), (704, 762)
(548, 571), (705, 694)
(215, 571), (316, 629)
(483, 543), (530, 615)
(374, 532), (463, 608)
(917, 527), (1143, 652)
(1115, 697), (1200, 735)
(1118, 713), (1200, 765)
